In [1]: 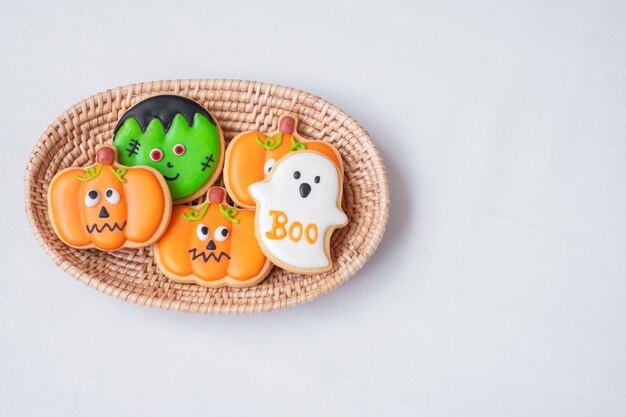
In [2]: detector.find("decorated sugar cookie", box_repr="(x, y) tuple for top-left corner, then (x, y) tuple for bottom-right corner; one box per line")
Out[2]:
(47, 145), (171, 251)
(155, 187), (272, 288)
(249, 151), (348, 273)
(224, 114), (343, 208)
(113, 95), (224, 204)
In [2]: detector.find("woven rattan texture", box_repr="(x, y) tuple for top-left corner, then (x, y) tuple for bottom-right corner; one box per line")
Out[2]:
(24, 80), (389, 313)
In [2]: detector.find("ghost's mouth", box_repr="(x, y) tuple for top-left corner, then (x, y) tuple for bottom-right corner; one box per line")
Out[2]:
(86, 221), (126, 234)
(163, 173), (180, 181)
(188, 248), (231, 263)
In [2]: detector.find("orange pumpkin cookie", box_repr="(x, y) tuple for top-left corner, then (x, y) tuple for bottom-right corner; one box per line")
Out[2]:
(224, 114), (343, 208)
(154, 187), (272, 288)
(47, 145), (171, 251)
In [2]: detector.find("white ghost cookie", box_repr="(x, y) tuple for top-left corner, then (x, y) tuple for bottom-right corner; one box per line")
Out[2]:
(249, 151), (348, 273)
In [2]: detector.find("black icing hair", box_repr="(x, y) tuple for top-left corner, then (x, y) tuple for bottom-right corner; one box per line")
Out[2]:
(113, 95), (216, 135)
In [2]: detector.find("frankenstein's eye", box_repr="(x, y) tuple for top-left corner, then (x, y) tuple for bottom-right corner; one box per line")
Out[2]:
(196, 224), (210, 241)
(214, 226), (229, 242)
(85, 190), (100, 207)
(150, 148), (163, 161)
(173, 144), (185, 156)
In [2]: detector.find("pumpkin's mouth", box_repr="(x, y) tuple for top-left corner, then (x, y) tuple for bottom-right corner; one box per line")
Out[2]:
(86, 221), (127, 234)
(188, 248), (231, 263)
(163, 173), (180, 181)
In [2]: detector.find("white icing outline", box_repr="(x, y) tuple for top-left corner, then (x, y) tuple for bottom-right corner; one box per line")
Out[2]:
(249, 151), (348, 273)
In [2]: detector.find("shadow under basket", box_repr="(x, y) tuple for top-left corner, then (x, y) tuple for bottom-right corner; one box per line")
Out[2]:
(24, 79), (390, 314)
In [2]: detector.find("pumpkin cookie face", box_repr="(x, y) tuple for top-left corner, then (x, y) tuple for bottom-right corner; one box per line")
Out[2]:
(224, 114), (342, 208)
(155, 187), (272, 288)
(249, 151), (348, 274)
(113, 95), (224, 204)
(47, 146), (171, 251)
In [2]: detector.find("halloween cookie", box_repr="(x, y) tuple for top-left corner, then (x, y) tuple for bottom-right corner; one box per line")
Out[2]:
(155, 187), (272, 288)
(224, 114), (342, 208)
(249, 151), (348, 274)
(47, 145), (172, 251)
(113, 95), (224, 204)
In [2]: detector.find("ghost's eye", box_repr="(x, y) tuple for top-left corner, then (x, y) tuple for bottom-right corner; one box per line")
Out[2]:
(293, 171), (301, 179)
(104, 188), (121, 204)
(173, 144), (185, 156)
(314, 176), (320, 184)
(263, 158), (276, 175)
(85, 190), (100, 207)
(214, 226), (230, 242)
(196, 224), (210, 241)
(150, 148), (163, 161)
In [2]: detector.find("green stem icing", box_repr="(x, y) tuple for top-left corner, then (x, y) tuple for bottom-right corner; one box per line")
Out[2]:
(219, 204), (240, 224)
(76, 164), (103, 182)
(109, 166), (128, 183)
(181, 203), (209, 221)
(289, 137), (306, 151)
(256, 133), (283, 150)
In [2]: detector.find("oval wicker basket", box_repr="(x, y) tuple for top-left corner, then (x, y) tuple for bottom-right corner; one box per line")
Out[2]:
(24, 80), (389, 313)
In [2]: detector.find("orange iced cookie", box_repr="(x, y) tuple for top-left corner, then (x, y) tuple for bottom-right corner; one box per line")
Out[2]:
(47, 145), (171, 251)
(224, 114), (342, 208)
(155, 187), (272, 288)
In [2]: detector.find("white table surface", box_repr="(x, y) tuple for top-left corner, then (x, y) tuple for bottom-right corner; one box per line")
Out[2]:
(1, 1), (625, 416)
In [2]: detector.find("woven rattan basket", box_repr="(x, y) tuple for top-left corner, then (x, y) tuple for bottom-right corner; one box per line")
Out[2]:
(24, 80), (389, 313)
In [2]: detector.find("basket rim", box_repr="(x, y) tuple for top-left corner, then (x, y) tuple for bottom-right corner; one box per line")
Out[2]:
(24, 78), (390, 314)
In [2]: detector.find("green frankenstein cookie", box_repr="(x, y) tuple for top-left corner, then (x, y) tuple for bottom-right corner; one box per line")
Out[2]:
(113, 95), (223, 203)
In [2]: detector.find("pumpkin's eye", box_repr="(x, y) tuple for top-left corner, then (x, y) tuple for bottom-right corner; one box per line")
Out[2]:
(314, 176), (320, 184)
(196, 224), (210, 241)
(263, 158), (276, 175)
(84, 190), (100, 207)
(214, 226), (230, 242)
(293, 171), (301, 179)
(150, 148), (163, 161)
(173, 144), (185, 156)
(104, 188), (121, 204)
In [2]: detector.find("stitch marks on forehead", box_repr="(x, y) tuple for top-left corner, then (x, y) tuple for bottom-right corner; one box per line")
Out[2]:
(201, 154), (214, 171)
(126, 139), (141, 157)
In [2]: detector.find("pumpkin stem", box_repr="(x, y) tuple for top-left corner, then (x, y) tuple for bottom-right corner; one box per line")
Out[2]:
(96, 146), (117, 165)
(208, 187), (226, 204)
(279, 115), (296, 135)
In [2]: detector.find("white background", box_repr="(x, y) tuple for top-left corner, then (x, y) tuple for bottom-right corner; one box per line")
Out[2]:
(1, 0), (625, 416)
